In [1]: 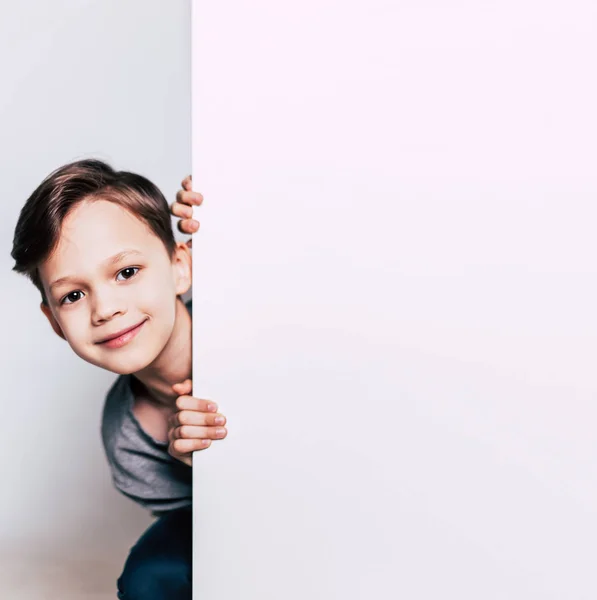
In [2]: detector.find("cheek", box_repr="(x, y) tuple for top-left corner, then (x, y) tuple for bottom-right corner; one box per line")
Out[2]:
(139, 270), (177, 306)
(58, 310), (87, 341)
(137, 277), (177, 323)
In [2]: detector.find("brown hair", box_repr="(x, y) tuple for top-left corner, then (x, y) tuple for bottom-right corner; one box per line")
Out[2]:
(11, 158), (177, 305)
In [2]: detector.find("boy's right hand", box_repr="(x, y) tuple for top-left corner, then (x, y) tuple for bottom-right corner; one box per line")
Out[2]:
(171, 175), (202, 248)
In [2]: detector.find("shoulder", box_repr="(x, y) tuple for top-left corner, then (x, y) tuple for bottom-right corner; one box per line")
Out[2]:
(101, 373), (132, 448)
(103, 372), (132, 414)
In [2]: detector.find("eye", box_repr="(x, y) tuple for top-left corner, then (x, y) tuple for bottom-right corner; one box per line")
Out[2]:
(61, 291), (85, 306)
(116, 266), (140, 281)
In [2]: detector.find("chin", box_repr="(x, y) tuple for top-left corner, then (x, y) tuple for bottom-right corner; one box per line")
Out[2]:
(83, 349), (159, 376)
(113, 353), (160, 375)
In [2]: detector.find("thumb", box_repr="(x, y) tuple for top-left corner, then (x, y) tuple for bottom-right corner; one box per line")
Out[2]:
(172, 378), (193, 394)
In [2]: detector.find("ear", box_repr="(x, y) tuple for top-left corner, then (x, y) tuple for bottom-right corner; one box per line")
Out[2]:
(171, 241), (192, 296)
(40, 302), (66, 340)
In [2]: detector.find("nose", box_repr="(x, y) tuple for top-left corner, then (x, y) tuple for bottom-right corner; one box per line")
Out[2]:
(91, 291), (126, 325)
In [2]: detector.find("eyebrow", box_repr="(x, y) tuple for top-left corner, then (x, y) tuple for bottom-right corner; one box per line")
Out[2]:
(49, 249), (144, 292)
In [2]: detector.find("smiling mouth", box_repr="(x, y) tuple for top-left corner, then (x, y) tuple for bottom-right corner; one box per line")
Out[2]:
(97, 318), (148, 348)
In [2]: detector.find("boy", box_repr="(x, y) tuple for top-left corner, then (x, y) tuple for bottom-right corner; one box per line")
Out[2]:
(10, 159), (226, 600)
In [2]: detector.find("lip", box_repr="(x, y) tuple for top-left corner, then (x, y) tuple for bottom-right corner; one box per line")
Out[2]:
(96, 318), (148, 346)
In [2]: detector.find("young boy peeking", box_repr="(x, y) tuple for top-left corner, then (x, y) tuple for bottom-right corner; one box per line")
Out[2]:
(11, 159), (220, 600)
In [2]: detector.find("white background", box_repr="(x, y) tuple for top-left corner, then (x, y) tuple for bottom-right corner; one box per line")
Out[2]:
(0, 1), (190, 595)
(192, 1), (597, 598)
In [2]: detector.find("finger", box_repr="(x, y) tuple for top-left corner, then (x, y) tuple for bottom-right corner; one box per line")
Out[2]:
(166, 444), (193, 466)
(170, 411), (226, 428)
(170, 201), (193, 219)
(170, 438), (212, 456)
(175, 189), (203, 206)
(172, 378), (193, 394)
(172, 384), (192, 401)
(168, 440), (210, 464)
(172, 425), (228, 441)
(177, 219), (200, 235)
(175, 395), (218, 412)
(181, 175), (192, 190)
(172, 384), (192, 397)
(168, 411), (207, 429)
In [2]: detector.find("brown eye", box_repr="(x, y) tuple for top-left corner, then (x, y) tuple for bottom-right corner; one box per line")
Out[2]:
(61, 291), (84, 305)
(117, 267), (140, 281)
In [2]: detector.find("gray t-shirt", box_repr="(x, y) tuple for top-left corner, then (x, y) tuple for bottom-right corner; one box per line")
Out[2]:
(100, 298), (193, 516)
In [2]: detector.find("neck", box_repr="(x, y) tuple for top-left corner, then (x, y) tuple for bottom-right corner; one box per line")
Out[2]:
(131, 296), (192, 408)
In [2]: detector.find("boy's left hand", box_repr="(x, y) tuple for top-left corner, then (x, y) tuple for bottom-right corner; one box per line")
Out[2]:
(168, 378), (228, 467)
(171, 175), (203, 248)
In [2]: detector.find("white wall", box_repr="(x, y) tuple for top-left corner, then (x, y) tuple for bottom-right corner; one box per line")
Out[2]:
(192, 1), (597, 598)
(0, 0), (190, 572)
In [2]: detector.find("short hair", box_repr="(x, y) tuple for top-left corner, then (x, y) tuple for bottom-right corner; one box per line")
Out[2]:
(11, 158), (177, 306)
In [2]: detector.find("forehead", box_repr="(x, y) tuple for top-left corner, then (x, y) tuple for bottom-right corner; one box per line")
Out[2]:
(39, 199), (165, 279)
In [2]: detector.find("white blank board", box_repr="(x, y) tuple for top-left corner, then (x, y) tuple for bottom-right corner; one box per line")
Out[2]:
(192, 2), (597, 598)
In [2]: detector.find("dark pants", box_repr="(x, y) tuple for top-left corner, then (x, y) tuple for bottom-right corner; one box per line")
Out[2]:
(117, 505), (192, 599)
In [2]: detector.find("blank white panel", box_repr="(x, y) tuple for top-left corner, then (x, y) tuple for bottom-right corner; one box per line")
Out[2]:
(192, 2), (597, 598)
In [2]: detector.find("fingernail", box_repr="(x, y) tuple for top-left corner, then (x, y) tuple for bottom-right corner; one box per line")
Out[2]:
(216, 428), (226, 437)
(207, 404), (217, 412)
(214, 416), (225, 425)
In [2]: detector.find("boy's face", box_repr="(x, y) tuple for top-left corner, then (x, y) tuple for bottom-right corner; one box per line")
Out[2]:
(38, 199), (191, 375)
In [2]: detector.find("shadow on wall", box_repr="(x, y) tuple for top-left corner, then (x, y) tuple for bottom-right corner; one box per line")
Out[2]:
(1, 359), (153, 558)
